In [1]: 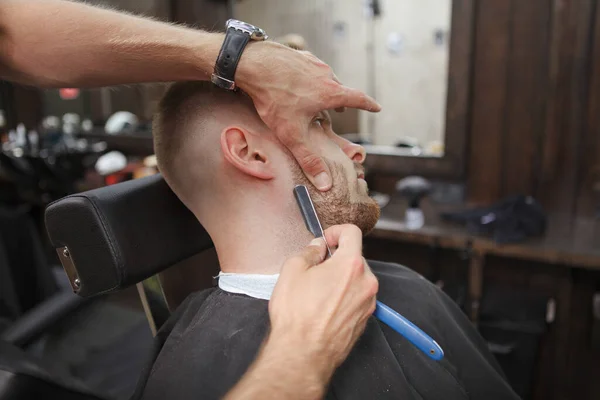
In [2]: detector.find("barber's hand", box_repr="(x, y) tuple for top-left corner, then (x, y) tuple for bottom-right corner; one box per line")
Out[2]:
(236, 42), (381, 191)
(268, 224), (379, 382)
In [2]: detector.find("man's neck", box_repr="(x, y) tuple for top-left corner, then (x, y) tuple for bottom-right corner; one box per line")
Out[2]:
(207, 200), (315, 275)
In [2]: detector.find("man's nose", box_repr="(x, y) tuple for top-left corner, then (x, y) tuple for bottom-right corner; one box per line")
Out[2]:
(343, 140), (366, 164)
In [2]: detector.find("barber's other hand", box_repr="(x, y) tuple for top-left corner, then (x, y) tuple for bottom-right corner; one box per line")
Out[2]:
(236, 43), (381, 191)
(268, 224), (379, 383)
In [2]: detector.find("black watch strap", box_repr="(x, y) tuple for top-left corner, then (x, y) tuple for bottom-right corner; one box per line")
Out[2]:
(212, 27), (251, 90)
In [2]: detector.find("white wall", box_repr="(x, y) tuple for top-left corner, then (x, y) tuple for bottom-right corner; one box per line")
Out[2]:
(235, 0), (451, 149)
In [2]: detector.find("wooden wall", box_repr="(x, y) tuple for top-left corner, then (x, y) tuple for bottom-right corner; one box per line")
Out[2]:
(468, 0), (600, 220)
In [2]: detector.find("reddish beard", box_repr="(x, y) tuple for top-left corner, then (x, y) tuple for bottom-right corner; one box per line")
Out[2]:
(292, 160), (380, 235)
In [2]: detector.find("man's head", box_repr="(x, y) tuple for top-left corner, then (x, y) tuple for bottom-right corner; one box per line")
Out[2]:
(153, 81), (379, 235)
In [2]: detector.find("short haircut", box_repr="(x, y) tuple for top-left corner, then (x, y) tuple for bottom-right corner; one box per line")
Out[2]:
(152, 81), (259, 204)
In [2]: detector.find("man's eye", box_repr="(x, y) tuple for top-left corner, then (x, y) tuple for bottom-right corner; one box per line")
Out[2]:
(313, 118), (324, 128)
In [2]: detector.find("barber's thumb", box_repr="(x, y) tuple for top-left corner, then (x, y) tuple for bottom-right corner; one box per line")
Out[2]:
(299, 153), (331, 191)
(303, 238), (327, 267)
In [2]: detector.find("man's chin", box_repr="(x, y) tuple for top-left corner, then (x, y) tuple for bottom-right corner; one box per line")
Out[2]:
(352, 199), (381, 235)
(315, 195), (381, 235)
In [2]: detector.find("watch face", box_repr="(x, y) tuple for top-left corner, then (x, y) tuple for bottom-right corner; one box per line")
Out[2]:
(226, 19), (267, 40)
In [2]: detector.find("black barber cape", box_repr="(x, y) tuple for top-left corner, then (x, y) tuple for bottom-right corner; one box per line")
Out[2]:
(133, 261), (519, 400)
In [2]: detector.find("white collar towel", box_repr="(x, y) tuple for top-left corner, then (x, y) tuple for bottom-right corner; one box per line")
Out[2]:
(217, 272), (280, 300)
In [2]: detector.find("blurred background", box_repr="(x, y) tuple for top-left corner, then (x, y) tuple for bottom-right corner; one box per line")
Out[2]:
(1, 1), (600, 400)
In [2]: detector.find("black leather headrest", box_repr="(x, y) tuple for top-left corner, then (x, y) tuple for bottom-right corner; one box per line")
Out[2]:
(44, 174), (213, 297)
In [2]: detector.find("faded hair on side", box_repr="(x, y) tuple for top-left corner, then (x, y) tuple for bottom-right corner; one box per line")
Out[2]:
(152, 81), (258, 202)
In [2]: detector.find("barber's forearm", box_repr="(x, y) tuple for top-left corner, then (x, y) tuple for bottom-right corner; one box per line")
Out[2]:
(224, 332), (332, 400)
(0, 0), (221, 87)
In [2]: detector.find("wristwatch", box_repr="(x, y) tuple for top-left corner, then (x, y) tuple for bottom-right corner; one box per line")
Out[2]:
(211, 19), (268, 91)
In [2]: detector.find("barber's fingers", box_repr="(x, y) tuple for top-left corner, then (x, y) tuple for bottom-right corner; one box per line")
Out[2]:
(331, 74), (346, 113)
(283, 238), (327, 273)
(283, 134), (332, 191)
(298, 50), (317, 58)
(362, 262), (379, 297)
(323, 224), (363, 256)
(324, 85), (381, 113)
(332, 72), (342, 85)
(294, 51), (373, 111)
(353, 296), (378, 338)
(357, 295), (377, 327)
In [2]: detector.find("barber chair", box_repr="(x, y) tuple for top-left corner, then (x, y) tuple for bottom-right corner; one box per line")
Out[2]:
(0, 174), (218, 399)
(44, 174), (218, 325)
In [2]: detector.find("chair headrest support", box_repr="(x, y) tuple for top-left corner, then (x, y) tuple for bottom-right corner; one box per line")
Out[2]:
(44, 174), (212, 297)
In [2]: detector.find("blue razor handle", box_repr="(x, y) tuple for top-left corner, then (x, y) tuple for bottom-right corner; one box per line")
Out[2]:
(374, 301), (444, 360)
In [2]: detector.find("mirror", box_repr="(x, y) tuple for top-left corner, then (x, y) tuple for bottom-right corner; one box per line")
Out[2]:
(235, 0), (452, 157)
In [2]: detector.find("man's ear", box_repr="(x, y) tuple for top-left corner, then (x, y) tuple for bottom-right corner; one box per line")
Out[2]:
(220, 126), (275, 180)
